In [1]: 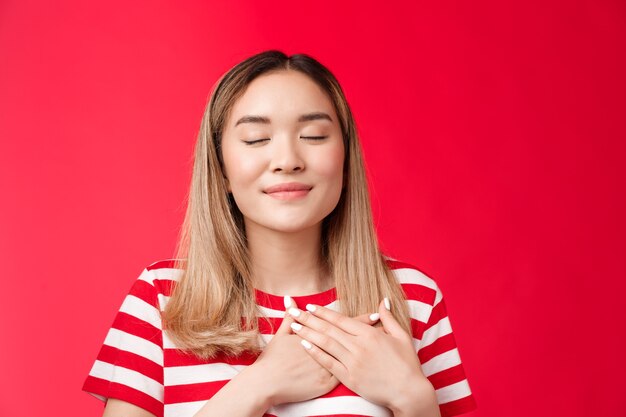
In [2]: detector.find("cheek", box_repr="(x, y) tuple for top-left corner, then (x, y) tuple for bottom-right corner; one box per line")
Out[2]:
(222, 149), (264, 187)
(314, 144), (345, 182)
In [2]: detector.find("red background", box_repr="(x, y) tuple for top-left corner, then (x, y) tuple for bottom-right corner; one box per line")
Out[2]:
(1, 1), (624, 416)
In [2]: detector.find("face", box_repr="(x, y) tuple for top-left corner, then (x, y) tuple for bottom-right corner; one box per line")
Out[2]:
(220, 70), (345, 235)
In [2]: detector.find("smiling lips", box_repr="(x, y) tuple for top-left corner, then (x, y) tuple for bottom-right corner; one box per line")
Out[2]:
(263, 182), (313, 200)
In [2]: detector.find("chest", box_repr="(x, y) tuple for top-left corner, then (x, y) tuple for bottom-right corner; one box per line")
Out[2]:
(161, 349), (392, 417)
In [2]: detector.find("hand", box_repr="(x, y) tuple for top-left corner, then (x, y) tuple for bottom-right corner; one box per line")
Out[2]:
(287, 298), (436, 412)
(251, 296), (381, 407)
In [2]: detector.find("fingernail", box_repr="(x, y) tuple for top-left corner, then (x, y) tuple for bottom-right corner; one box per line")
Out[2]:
(384, 297), (391, 311)
(284, 295), (293, 309)
(290, 322), (303, 332)
(369, 313), (380, 321)
(305, 304), (317, 313)
(288, 307), (301, 317)
(301, 339), (312, 350)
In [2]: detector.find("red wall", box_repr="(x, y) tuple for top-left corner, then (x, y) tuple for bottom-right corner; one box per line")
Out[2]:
(0, 1), (624, 416)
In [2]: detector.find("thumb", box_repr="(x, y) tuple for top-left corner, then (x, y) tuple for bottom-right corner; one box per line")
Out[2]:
(275, 295), (295, 336)
(378, 297), (406, 339)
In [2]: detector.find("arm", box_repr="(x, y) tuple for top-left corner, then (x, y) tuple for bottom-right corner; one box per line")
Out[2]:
(99, 365), (274, 417)
(85, 268), (166, 417)
(103, 399), (157, 417)
(192, 363), (274, 417)
(388, 377), (441, 417)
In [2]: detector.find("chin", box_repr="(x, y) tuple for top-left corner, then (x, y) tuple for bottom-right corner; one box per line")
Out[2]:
(243, 203), (338, 234)
(268, 220), (320, 234)
(246, 214), (323, 234)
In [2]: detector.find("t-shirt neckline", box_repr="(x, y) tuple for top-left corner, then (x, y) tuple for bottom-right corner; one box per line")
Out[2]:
(254, 287), (337, 310)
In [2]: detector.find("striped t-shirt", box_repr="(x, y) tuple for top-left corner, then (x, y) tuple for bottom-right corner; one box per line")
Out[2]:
(83, 258), (477, 417)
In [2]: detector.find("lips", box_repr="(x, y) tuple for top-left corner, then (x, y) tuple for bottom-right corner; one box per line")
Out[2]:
(263, 182), (313, 194)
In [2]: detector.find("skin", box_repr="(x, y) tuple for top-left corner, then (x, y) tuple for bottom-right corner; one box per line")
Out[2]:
(219, 69), (439, 416)
(102, 70), (440, 417)
(287, 301), (441, 417)
(220, 69), (345, 297)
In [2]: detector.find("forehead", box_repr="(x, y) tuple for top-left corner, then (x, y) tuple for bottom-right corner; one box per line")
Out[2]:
(226, 70), (337, 128)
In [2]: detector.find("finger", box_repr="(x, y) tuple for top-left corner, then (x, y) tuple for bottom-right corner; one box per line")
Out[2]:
(378, 298), (408, 339)
(302, 304), (374, 336)
(275, 296), (295, 336)
(288, 308), (353, 360)
(352, 312), (387, 333)
(299, 337), (349, 383)
(354, 312), (380, 325)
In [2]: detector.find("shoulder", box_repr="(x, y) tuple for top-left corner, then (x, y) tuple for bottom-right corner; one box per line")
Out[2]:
(145, 258), (185, 276)
(384, 255), (441, 308)
(133, 258), (186, 301)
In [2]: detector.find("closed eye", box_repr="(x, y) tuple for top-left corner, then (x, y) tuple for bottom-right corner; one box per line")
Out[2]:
(243, 136), (328, 145)
(243, 138), (270, 145)
(301, 136), (328, 141)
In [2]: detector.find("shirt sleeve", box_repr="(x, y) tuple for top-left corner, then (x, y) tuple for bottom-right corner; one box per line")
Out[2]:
(417, 282), (477, 417)
(82, 267), (164, 417)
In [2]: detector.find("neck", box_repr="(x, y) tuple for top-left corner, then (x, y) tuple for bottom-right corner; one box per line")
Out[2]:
(245, 220), (332, 296)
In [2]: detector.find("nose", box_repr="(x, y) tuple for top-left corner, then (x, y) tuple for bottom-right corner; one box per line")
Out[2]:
(269, 136), (304, 173)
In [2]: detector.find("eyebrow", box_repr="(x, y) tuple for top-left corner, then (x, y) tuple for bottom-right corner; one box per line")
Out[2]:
(234, 112), (333, 127)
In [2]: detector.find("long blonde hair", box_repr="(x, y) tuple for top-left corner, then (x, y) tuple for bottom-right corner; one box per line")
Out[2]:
(163, 50), (411, 359)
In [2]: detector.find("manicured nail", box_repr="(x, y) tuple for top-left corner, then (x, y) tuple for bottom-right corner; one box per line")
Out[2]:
(384, 297), (391, 311)
(288, 307), (301, 317)
(301, 339), (312, 350)
(305, 304), (317, 313)
(290, 322), (303, 332)
(369, 313), (380, 321)
(284, 295), (293, 309)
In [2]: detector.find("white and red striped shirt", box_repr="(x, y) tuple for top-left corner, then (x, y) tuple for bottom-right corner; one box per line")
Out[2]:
(83, 258), (477, 417)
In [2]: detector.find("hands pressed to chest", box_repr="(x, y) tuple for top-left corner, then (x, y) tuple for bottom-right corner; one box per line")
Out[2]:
(284, 299), (441, 417)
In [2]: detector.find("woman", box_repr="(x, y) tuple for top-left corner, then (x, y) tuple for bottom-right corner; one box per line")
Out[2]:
(83, 50), (477, 417)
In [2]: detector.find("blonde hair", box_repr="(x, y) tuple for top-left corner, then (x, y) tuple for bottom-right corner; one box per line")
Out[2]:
(163, 50), (411, 359)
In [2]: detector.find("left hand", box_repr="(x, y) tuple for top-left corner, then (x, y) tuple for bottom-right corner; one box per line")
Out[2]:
(286, 299), (435, 411)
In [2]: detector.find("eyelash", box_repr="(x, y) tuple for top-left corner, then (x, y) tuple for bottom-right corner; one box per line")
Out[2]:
(243, 136), (328, 145)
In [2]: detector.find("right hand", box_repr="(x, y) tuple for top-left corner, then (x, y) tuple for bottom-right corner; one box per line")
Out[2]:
(251, 297), (380, 407)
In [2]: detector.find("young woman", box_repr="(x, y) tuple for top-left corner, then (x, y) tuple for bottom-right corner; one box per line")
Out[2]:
(83, 50), (477, 417)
